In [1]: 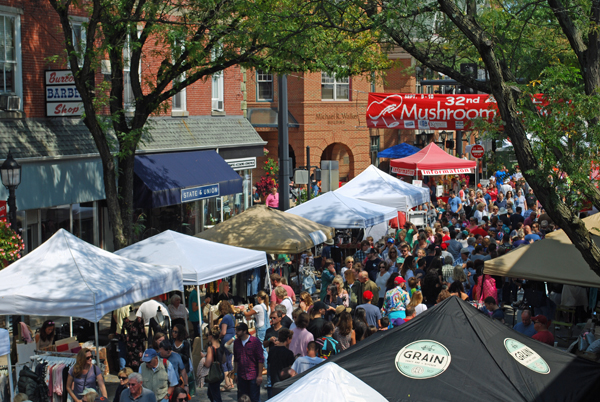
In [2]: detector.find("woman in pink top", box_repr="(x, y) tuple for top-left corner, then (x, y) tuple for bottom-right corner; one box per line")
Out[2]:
(288, 312), (313, 357)
(265, 186), (279, 208)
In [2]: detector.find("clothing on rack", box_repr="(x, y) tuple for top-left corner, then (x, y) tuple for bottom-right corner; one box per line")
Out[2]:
(120, 317), (145, 371)
(30, 354), (76, 402)
(0, 373), (9, 402)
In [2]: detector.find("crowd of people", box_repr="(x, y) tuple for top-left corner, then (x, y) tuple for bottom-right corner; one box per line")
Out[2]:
(21, 166), (581, 402)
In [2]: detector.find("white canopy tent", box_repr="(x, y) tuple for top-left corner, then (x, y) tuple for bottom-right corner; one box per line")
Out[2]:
(287, 192), (397, 228)
(269, 362), (387, 402)
(0, 229), (183, 321)
(0, 229), (183, 361)
(116, 230), (268, 350)
(115, 230), (268, 286)
(335, 165), (429, 212)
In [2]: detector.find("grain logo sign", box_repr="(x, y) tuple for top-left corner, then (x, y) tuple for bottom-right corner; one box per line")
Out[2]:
(504, 338), (550, 375)
(395, 340), (451, 379)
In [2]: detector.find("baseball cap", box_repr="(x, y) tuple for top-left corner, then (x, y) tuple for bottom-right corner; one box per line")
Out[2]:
(235, 322), (249, 332)
(362, 290), (374, 300)
(367, 248), (376, 254)
(387, 238), (395, 243)
(442, 227), (450, 233)
(141, 349), (158, 362)
(460, 247), (470, 255)
(427, 244), (436, 251)
(313, 301), (327, 311)
(394, 276), (406, 285)
(532, 315), (548, 326)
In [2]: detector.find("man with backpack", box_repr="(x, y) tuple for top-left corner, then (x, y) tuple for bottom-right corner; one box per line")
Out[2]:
(139, 349), (178, 402)
(316, 322), (340, 359)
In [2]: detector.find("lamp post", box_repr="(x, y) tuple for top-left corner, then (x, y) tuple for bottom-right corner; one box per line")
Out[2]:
(436, 131), (447, 149)
(414, 131), (429, 148)
(1, 151), (21, 230)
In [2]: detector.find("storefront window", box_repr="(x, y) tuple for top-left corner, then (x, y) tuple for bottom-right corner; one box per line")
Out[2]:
(25, 209), (38, 254)
(204, 197), (221, 227)
(41, 205), (70, 242)
(73, 202), (94, 244)
(181, 202), (196, 235)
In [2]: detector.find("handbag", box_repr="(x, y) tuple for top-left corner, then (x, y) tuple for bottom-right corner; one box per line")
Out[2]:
(205, 347), (224, 384)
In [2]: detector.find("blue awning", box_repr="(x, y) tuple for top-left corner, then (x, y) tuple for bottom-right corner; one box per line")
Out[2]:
(134, 150), (243, 209)
(377, 142), (421, 159)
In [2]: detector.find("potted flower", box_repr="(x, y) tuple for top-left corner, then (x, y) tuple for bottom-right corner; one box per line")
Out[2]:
(0, 220), (24, 269)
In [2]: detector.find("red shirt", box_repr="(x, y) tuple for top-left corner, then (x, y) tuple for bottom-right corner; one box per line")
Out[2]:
(233, 335), (265, 380)
(470, 227), (488, 237)
(441, 235), (450, 250)
(532, 330), (554, 346)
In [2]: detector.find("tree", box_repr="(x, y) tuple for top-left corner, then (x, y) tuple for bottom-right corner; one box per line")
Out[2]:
(48, 0), (387, 249)
(317, 0), (600, 276)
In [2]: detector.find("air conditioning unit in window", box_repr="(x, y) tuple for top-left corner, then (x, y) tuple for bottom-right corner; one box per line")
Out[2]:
(212, 99), (223, 111)
(0, 94), (20, 111)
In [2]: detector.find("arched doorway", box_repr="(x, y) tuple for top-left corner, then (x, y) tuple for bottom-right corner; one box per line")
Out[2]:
(320, 143), (354, 182)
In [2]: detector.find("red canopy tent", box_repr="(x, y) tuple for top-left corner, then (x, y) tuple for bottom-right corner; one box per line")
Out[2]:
(390, 143), (476, 176)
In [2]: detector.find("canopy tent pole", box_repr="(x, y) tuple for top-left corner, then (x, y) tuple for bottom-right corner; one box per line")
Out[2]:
(94, 321), (101, 369)
(70, 317), (73, 337)
(182, 290), (190, 336)
(196, 285), (203, 351)
(7, 343), (14, 402)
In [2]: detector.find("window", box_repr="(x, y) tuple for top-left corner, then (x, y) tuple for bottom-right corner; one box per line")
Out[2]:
(71, 22), (86, 67)
(370, 136), (380, 166)
(256, 70), (273, 101)
(321, 72), (349, 101)
(0, 14), (17, 94)
(172, 74), (186, 112)
(123, 35), (134, 109)
(123, 29), (141, 110)
(171, 40), (186, 113)
(211, 72), (224, 111)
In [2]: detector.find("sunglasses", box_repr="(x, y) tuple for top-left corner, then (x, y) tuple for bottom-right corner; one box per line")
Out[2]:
(172, 330), (179, 334)
(128, 383), (137, 387)
(118, 377), (128, 381)
(178, 399), (187, 402)
(86, 356), (93, 360)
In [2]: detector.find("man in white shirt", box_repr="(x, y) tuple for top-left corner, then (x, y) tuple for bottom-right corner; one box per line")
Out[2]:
(291, 341), (324, 375)
(137, 297), (171, 326)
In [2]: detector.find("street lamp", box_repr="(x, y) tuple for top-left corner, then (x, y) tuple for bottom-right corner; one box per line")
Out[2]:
(1, 150), (21, 230)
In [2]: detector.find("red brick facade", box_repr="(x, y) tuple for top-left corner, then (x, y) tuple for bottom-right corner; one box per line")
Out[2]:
(8, 0), (419, 185)
(3, 0), (243, 119)
(247, 56), (419, 184)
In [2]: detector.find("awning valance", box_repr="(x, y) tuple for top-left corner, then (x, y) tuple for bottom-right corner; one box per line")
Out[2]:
(134, 150), (242, 209)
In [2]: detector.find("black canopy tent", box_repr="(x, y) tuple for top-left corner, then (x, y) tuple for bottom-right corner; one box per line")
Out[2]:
(273, 297), (600, 401)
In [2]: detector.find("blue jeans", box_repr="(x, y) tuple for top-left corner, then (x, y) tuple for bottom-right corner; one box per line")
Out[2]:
(238, 378), (261, 402)
(256, 326), (268, 370)
(206, 381), (222, 402)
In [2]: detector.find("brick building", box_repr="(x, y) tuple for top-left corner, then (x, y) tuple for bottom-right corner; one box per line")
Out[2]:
(246, 50), (419, 185)
(0, 0), (264, 252)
